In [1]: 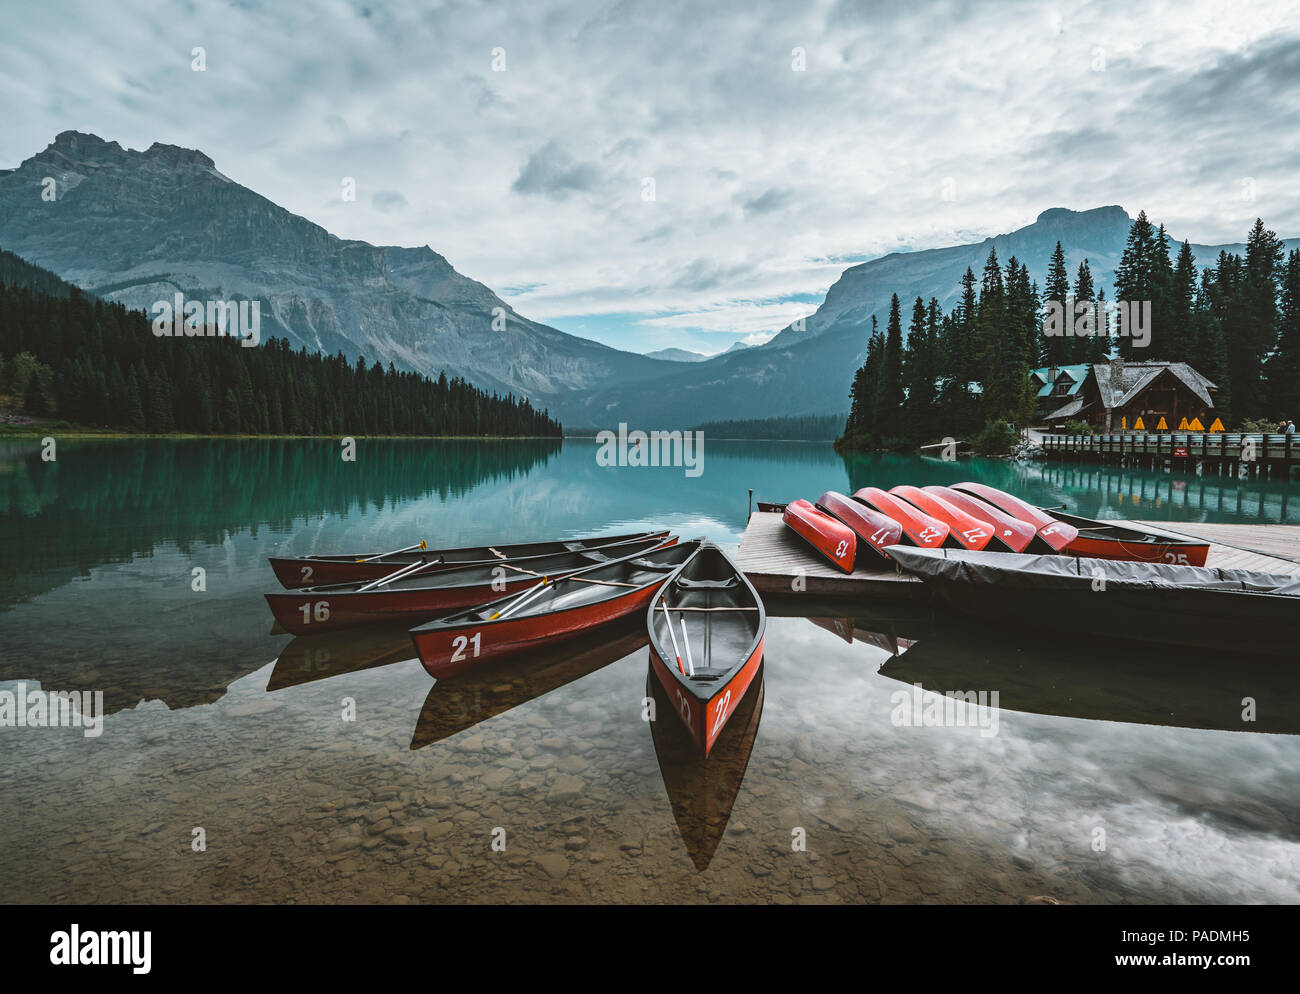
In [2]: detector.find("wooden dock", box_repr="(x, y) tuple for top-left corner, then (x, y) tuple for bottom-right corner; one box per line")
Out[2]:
(1130, 520), (1300, 572)
(1043, 432), (1300, 480)
(737, 511), (925, 600)
(737, 511), (1300, 600)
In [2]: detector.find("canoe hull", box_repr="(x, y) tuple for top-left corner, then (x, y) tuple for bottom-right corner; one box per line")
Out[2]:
(890, 484), (998, 551)
(649, 637), (764, 757)
(921, 485), (1037, 552)
(817, 491), (901, 561)
(782, 498), (856, 572)
(413, 577), (665, 679)
(269, 531), (669, 588)
(267, 574), (543, 636)
(853, 487), (949, 548)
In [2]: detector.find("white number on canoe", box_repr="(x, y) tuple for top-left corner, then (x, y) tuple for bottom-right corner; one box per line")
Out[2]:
(869, 526), (891, 545)
(918, 526), (942, 543)
(961, 527), (988, 544)
(834, 539), (849, 559)
(675, 689), (691, 725)
(1164, 552), (1190, 565)
(710, 689), (732, 738)
(300, 565), (313, 583)
(1042, 525), (1061, 536)
(299, 601), (330, 624)
(451, 632), (482, 662)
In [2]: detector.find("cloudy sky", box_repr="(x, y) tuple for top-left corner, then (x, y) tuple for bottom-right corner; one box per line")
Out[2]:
(2, 0), (1298, 355)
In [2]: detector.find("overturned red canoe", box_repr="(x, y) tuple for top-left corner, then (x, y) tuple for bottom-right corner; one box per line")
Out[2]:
(782, 498), (856, 573)
(949, 482), (1078, 551)
(817, 490), (902, 561)
(411, 540), (700, 679)
(265, 536), (675, 635)
(853, 487), (949, 548)
(889, 485), (998, 551)
(922, 485), (1038, 553)
(951, 482), (1210, 565)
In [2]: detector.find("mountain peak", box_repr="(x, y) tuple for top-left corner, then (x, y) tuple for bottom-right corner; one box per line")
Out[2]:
(1035, 205), (1129, 225)
(142, 141), (216, 170)
(51, 130), (122, 153)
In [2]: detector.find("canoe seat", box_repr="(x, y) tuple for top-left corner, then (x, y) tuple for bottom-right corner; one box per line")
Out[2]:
(627, 558), (679, 571)
(674, 576), (738, 589)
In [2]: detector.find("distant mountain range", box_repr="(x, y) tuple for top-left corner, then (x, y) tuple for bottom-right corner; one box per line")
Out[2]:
(645, 347), (707, 362)
(0, 132), (678, 423)
(644, 342), (748, 362)
(2, 133), (1293, 428)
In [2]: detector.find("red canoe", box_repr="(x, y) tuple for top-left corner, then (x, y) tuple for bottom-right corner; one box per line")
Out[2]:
(951, 482), (1210, 565)
(647, 542), (765, 758)
(817, 490), (902, 561)
(922, 486), (1038, 553)
(949, 482), (1078, 550)
(889, 485), (999, 551)
(268, 530), (671, 588)
(782, 498), (856, 573)
(265, 536), (675, 635)
(410, 540), (700, 679)
(853, 487), (949, 548)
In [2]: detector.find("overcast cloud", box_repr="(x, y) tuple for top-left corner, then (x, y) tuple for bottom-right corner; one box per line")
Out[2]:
(1, 0), (1297, 354)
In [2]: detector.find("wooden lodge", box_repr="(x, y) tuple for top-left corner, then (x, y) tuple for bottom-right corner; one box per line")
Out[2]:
(1039, 358), (1217, 433)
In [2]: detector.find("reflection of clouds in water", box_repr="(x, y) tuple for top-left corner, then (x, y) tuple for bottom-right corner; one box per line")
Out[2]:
(773, 618), (1300, 903)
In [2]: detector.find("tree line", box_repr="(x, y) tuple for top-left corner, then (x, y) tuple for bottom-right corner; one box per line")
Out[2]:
(691, 414), (844, 440)
(0, 249), (562, 437)
(838, 214), (1300, 451)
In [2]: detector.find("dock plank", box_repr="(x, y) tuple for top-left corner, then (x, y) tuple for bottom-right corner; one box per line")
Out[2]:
(737, 511), (1300, 601)
(737, 511), (926, 600)
(1132, 520), (1300, 563)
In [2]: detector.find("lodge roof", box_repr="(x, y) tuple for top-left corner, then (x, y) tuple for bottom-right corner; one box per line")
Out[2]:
(1094, 361), (1216, 410)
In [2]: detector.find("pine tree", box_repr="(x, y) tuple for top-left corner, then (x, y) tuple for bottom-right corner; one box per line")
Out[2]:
(221, 388), (241, 434)
(874, 295), (905, 432)
(974, 249), (1009, 414)
(1267, 248), (1300, 419)
(1070, 259), (1095, 364)
(1192, 269), (1231, 423)
(1043, 241), (1071, 366)
(1149, 224), (1175, 358)
(1237, 218), (1283, 420)
(902, 296), (936, 441)
(1114, 210), (1158, 359)
(1167, 240), (1196, 361)
(125, 368), (146, 431)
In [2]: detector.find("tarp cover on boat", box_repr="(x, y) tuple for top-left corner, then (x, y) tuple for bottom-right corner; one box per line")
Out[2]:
(885, 546), (1300, 596)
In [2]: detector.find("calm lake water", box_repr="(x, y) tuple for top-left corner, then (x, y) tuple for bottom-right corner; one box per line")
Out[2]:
(1, 437), (1297, 904)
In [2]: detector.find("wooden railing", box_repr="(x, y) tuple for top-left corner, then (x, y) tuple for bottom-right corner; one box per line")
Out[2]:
(1041, 433), (1299, 462)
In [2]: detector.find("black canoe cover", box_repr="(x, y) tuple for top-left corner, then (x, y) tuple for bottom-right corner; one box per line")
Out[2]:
(884, 546), (1300, 595)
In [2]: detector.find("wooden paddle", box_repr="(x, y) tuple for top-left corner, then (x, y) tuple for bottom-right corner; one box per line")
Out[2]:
(357, 540), (427, 563)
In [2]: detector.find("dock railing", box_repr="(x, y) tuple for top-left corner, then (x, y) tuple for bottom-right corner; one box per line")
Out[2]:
(1041, 432), (1299, 476)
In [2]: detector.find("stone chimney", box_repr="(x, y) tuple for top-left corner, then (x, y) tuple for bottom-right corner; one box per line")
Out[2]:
(1109, 356), (1124, 424)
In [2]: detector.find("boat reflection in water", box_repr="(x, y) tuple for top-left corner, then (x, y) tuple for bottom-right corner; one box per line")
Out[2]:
(647, 663), (765, 871)
(267, 621), (417, 692)
(831, 616), (1300, 736)
(411, 620), (648, 749)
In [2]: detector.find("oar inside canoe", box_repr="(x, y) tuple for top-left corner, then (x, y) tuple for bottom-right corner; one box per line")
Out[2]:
(409, 539), (700, 678)
(268, 530), (673, 588)
(265, 536), (676, 635)
(647, 542), (765, 758)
